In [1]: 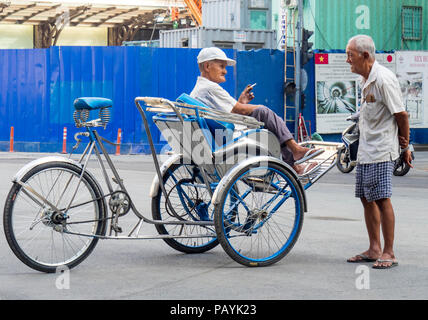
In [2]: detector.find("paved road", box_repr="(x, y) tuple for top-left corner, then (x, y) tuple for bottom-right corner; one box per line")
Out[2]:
(0, 151), (427, 300)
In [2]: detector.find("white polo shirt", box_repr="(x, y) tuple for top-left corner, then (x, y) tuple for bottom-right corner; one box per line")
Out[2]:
(190, 76), (237, 113)
(358, 61), (406, 164)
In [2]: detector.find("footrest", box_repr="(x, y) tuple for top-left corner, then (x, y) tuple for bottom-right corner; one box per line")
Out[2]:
(298, 160), (334, 187)
(296, 141), (343, 189)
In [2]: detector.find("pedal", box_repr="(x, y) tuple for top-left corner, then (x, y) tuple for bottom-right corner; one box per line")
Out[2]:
(111, 225), (123, 233)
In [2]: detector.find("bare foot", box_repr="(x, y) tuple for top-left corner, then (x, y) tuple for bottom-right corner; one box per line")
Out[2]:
(293, 162), (318, 175)
(372, 253), (398, 269)
(293, 164), (304, 174)
(293, 146), (312, 161)
(347, 250), (381, 263)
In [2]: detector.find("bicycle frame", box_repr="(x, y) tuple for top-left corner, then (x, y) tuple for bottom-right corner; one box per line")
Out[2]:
(15, 125), (218, 244)
(5, 95), (348, 271)
(15, 96), (342, 241)
(51, 96), (285, 240)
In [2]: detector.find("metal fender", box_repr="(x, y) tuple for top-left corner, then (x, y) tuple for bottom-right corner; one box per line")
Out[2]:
(13, 156), (84, 183)
(12, 156), (104, 201)
(211, 156), (307, 212)
(149, 153), (183, 198)
(12, 155), (108, 236)
(213, 129), (281, 160)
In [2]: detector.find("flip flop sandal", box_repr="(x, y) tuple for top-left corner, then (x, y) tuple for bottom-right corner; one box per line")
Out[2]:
(294, 148), (325, 165)
(347, 254), (378, 263)
(372, 259), (398, 269)
(298, 162), (318, 176)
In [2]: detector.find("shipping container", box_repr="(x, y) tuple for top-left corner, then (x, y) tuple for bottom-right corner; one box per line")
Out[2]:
(160, 26), (277, 50)
(202, 0), (242, 29)
(299, 0), (428, 51)
(202, 0), (272, 30)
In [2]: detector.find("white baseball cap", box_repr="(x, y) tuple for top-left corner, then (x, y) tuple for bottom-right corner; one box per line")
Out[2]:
(197, 47), (236, 66)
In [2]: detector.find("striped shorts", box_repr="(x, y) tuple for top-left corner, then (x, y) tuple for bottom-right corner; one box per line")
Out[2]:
(355, 161), (394, 202)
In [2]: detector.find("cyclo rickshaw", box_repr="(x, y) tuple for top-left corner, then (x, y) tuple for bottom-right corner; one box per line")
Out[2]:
(3, 94), (341, 273)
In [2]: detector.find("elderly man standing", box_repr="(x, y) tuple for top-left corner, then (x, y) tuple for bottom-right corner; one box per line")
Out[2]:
(190, 47), (322, 175)
(345, 35), (412, 269)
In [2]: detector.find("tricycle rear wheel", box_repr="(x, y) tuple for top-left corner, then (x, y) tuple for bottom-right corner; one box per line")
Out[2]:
(151, 163), (218, 253)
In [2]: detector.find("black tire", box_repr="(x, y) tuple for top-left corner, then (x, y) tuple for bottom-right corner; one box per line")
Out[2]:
(393, 153), (413, 176)
(214, 161), (305, 267)
(3, 162), (106, 273)
(151, 163), (218, 253)
(337, 146), (355, 173)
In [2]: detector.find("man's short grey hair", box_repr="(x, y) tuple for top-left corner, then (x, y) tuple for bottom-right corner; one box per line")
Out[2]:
(198, 62), (205, 72)
(198, 60), (222, 72)
(348, 35), (376, 60)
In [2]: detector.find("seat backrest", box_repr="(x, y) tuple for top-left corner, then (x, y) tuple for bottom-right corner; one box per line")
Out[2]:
(177, 93), (235, 131)
(176, 93), (235, 149)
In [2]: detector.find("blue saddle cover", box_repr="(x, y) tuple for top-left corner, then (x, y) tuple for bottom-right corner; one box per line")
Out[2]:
(74, 97), (113, 110)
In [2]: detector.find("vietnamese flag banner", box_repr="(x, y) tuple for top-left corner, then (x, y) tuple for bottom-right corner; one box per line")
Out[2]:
(315, 53), (329, 64)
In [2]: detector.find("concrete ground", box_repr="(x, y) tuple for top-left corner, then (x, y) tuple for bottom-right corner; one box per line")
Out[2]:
(0, 150), (427, 300)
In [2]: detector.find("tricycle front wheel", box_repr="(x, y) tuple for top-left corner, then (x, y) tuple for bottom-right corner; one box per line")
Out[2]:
(214, 161), (304, 267)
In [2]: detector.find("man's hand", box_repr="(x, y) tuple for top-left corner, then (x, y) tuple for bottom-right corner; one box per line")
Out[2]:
(402, 149), (414, 168)
(238, 85), (255, 104)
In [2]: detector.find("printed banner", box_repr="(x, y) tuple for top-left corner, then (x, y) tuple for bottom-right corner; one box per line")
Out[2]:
(396, 51), (428, 128)
(315, 53), (395, 133)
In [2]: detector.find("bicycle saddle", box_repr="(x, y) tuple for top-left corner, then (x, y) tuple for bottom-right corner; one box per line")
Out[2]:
(74, 97), (113, 110)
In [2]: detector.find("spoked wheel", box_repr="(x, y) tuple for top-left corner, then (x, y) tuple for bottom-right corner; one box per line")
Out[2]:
(214, 161), (304, 267)
(3, 162), (107, 273)
(337, 146), (355, 173)
(151, 162), (218, 253)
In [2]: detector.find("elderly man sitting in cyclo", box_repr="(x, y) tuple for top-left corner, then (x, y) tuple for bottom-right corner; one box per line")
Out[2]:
(190, 47), (323, 175)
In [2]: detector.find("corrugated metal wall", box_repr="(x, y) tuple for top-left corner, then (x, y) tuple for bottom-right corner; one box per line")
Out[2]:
(0, 47), (287, 153)
(160, 28), (201, 48)
(160, 27), (277, 50)
(202, 0), (242, 29)
(308, 0), (428, 51)
(202, 0), (272, 30)
(236, 49), (286, 118)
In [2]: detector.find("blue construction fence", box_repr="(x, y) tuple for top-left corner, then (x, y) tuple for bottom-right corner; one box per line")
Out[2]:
(0, 46), (287, 154)
(0, 46), (426, 154)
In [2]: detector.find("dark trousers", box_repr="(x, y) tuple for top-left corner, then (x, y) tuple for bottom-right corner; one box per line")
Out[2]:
(250, 106), (295, 166)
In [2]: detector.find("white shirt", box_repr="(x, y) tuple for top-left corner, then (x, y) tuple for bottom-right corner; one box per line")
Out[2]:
(190, 76), (237, 113)
(357, 61), (406, 164)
